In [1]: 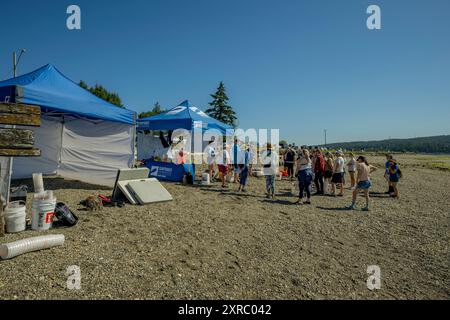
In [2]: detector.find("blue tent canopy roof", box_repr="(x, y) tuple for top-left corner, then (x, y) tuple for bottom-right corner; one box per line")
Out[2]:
(137, 100), (233, 134)
(0, 64), (135, 125)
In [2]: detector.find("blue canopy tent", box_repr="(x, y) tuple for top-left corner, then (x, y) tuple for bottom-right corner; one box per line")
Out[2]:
(137, 100), (232, 134)
(136, 100), (233, 182)
(0, 64), (136, 187)
(0, 64), (134, 124)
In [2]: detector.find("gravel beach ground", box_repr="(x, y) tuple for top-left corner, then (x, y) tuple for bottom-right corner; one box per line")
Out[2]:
(0, 154), (449, 300)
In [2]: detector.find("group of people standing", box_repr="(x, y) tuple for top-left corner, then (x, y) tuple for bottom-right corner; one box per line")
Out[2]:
(284, 145), (402, 211)
(205, 138), (254, 191)
(204, 140), (402, 212)
(205, 139), (280, 198)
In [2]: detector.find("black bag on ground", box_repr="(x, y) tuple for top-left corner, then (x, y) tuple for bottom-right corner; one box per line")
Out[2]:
(55, 202), (79, 227)
(183, 172), (194, 185)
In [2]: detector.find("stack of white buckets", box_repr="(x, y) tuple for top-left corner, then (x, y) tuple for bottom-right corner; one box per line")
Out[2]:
(3, 173), (57, 234)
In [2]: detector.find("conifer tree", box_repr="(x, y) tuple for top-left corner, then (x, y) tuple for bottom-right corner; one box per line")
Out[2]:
(205, 82), (237, 127)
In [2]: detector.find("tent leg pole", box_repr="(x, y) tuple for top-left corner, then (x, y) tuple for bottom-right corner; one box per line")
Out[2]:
(5, 129), (15, 205)
(132, 113), (137, 168)
(0, 195), (4, 237)
(58, 116), (65, 173)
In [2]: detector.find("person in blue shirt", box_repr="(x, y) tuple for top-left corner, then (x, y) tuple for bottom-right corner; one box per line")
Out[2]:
(384, 154), (395, 194)
(231, 138), (241, 183)
(237, 146), (251, 192)
(388, 158), (401, 198)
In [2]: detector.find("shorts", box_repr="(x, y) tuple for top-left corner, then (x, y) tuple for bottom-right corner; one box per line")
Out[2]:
(357, 180), (372, 190)
(389, 175), (399, 183)
(218, 165), (229, 175)
(324, 170), (333, 179)
(331, 172), (344, 184)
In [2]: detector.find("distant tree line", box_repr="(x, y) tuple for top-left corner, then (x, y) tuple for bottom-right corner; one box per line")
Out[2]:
(322, 135), (450, 154)
(79, 80), (238, 125)
(138, 102), (164, 119)
(79, 81), (123, 108)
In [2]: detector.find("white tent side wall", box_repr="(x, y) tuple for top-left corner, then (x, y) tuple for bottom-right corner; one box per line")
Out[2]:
(59, 119), (134, 187)
(11, 116), (134, 187)
(137, 132), (166, 160)
(12, 117), (62, 179)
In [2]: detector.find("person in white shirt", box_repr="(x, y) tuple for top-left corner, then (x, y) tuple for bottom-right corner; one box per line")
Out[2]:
(331, 150), (345, 196)
(261, 143), (279, 199)
(217, 143), (231, 188)
(294, 149), (314, 204)
(346, 152), (357, 189)
(205, 139), (216, 181)
(247, 143), (256, 176)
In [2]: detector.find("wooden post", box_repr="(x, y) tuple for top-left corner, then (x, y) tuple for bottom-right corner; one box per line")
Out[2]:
(0, 103), (41, 223)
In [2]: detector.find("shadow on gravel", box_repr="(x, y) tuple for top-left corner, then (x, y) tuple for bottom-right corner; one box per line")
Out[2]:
(261, 199), (294, 205)
(277, 191), (293, 197)
(316, 206), (351, 211)
(200, 188), (262, 198)
(12, 177), (111, 191)
(369, 192), (391, 198)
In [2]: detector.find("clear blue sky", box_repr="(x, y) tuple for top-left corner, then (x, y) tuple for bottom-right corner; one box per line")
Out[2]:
(1, 0), (449, 145)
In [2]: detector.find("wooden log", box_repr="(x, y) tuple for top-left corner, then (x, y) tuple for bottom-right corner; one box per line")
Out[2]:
(0, 129), (34, 148)
(0, 103), (41, 115)
(0, 148), (41, 157)
(0, 113), (41, 126)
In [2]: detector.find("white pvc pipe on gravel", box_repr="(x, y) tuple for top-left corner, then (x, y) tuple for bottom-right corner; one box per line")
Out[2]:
(0, 234), (65, 260)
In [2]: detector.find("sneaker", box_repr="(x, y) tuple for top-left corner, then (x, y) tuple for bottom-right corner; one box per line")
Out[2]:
(347, 204), (356, 210)
(362, 206), (370, 212)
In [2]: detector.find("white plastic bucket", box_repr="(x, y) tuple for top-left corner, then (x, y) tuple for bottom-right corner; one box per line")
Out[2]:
(31, 197), (57, 231)
(4, 201), (27, 233)
(32, 173), (45, 194)
(201, 173), (211, 186)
